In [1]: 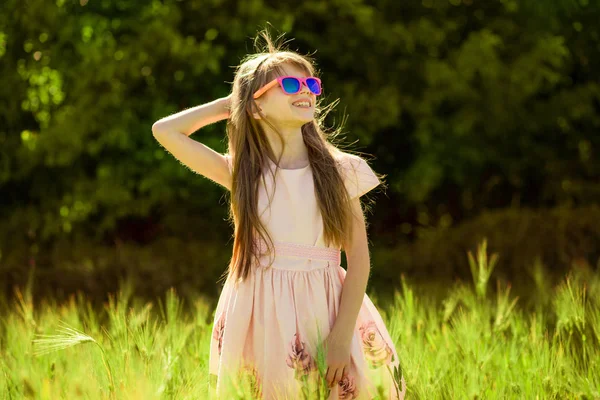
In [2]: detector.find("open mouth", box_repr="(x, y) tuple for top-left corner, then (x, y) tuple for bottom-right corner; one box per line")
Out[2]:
(292, 100), (312, 108)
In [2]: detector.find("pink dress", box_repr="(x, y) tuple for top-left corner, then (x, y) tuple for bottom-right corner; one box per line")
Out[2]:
(209, 152), (407, 400)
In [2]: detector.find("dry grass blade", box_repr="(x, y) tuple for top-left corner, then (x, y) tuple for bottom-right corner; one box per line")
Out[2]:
(32, 321), (96, 357)
(31, 320), (116, 398)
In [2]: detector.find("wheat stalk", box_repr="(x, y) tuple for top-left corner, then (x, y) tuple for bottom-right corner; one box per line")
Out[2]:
(32, 320), (115, 399)
(33, 321), (96, 355)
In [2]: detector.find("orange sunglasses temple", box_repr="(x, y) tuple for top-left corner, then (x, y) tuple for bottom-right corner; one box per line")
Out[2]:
(253, 79), (279, 99)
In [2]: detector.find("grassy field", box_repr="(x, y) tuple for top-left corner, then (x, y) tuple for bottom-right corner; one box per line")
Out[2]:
(1, 240), (599, 399)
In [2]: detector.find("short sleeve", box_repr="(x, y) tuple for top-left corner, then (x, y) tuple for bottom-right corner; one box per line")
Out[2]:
(340, 154), (381, 200)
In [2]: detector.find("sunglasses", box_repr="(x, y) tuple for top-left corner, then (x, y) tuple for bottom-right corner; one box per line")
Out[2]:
(253, 76), (322, 99)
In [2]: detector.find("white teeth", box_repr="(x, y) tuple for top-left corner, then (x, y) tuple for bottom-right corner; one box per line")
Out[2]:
(293, 101), (310, 108)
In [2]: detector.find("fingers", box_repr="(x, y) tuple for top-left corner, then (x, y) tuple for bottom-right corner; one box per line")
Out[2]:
(342, 365), (348, 379)
(326, 367), (345, 388)
(333, 367), (343, 386)
(325, 367), (334, 387)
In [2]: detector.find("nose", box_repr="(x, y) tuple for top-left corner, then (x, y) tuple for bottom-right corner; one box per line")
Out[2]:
(299, 83), (312, 95)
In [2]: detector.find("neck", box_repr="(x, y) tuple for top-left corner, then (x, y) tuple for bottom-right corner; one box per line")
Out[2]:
(260, 122), (309, 168)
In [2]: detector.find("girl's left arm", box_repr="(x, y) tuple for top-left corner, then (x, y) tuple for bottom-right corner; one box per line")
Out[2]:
(329, 197), (371, 344)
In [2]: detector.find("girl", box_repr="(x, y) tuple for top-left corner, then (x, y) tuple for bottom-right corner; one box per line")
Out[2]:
(152, 31), (407, 400)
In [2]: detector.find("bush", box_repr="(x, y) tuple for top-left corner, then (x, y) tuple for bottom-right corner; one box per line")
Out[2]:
(371, 205), (600, 306)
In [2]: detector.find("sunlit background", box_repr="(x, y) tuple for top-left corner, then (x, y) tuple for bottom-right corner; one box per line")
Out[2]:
(1, 0), (599, 398)
(2, 0), (598, 304)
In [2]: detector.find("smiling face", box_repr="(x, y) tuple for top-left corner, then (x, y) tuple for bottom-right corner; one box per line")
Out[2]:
(253, 63), (318, 128)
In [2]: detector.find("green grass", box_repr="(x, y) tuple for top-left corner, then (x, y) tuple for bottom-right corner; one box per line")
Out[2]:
(1, 239), (599, 399)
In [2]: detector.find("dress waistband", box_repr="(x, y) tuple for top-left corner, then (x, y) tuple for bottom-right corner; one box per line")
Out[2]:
(256, 240), (341, 265)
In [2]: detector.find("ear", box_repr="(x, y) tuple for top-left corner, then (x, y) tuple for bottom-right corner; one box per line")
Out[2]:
(251, 100), (265, 120)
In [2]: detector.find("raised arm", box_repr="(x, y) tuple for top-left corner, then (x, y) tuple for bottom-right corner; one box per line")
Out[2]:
(151, 95), (232, 190)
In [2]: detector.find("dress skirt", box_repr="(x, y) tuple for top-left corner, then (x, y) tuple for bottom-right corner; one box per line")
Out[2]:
(208, 241), (407, 399)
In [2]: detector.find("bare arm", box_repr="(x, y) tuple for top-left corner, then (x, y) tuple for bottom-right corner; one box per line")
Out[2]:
(329, 197), (371, 345)
(151, 96), (232, 190)
(152, 96), (230, 136)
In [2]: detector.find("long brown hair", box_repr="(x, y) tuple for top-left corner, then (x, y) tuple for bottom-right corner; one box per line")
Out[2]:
(222, 30), (382, 289)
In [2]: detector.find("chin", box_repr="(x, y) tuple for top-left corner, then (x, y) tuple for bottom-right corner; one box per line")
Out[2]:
(275, 109), (315, 127)
(299, 114), (315, 122)
(295, 112), (316, 123)
(293, 118), (313, 128)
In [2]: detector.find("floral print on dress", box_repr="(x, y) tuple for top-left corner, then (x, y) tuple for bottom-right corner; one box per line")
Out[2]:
(285, 332), (361, 400)
(285, 332), (317, 378)
(338, 373), (359, 399)
(359, 320), (394, 368)
(213, 312), (226, 356)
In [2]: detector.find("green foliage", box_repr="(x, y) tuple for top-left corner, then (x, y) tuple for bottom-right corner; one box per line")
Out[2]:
(0, 0), (599, 301)
(371, 205), (600, 306)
